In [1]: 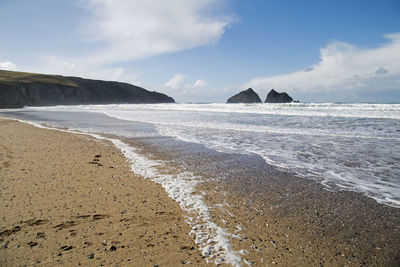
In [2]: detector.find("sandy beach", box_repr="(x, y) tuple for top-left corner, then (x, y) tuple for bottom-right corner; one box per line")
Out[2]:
(0, 118), (211, 266)
(1, 116), (399, 267)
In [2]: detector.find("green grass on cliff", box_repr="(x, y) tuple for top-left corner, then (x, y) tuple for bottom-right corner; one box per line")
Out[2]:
(0, 70), (78, 87)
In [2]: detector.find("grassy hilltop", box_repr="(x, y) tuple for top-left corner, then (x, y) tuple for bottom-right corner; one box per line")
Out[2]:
(0, 70), (78, 87)
(0, 70), (174, 108)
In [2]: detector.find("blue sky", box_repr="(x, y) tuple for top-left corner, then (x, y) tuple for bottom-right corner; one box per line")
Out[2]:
(1, 0), (399, 102)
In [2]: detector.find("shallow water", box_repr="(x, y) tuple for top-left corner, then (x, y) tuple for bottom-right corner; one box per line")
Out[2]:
(6, 102), (399, 208)
(2, 103), (400, 266)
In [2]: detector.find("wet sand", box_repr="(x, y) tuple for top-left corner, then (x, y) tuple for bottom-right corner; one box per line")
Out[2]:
(199, 179), (400, 266)
(127, 136), (400, 266)
(0, 118), (210, 266)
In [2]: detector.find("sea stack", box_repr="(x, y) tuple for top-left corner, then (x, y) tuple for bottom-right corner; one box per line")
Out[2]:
(265, 89), (293, 103)
(227, 88), (262, 103)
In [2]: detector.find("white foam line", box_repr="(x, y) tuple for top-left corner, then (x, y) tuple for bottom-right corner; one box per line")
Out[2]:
(11, 117), (244, 267)
(22, 103), (400, 120)
(153, 121), (399, 141)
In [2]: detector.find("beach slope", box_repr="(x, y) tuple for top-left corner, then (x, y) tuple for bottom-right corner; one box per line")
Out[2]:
(0, 118), (207, 266)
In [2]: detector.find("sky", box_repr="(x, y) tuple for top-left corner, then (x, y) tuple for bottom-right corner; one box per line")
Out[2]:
(1, 0), (399, 103)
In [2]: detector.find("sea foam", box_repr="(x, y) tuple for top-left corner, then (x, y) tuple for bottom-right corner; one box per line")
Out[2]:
(13, 102), (400, 208)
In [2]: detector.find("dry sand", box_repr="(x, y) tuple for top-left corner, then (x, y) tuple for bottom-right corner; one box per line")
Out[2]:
(0, 118), (211, 266)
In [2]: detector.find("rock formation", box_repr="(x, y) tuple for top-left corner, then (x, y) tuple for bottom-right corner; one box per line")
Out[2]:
(227, 88), (262, 103)
(265, 89), (293, 103)
(0, 70), (174, 108)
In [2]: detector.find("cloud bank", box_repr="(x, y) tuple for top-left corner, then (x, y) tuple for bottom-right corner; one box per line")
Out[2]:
(164, 73), (187, 89)
(164, 74), (208, 89)
(11, 0), (231, 88)
(0, 61), (17, 71)
(246, 33), (400, 101)
(162, 73), (230, 102)
(81, 0), (231, 64)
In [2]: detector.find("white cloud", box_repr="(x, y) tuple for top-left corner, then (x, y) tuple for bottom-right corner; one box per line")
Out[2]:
(0, 61), (17, 71)
(28, 55), (142, 85)
(9, 0), (231, 94)
(164, 73), (186, 89)
(164, 74), (209, 90)
(162, 74), (220, 101)
(194, 78), (208, 88)
(245, 33), (400, 100)
(3, 0), (230, 91)
(80, 0), (231, 65)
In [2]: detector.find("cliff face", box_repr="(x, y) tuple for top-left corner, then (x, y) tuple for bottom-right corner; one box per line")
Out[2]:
(227, 88), (262, 103)
(0, 70), (174, 108)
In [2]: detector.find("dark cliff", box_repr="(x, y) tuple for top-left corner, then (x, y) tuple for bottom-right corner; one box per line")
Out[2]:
(0, 70), (174, 108)
(265, 89), (293, 103)
(227, 88), (262, 103)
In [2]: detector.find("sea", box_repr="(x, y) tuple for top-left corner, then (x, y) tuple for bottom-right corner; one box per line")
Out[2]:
(2, 102), (400, 265)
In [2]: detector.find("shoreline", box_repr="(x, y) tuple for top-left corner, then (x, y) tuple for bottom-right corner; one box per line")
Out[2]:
(124, 133), (400, 266)
(1, 115), (399, 266)
(0, 117), (211, 266)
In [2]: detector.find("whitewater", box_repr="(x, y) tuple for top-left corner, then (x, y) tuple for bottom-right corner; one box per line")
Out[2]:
(10, 102), (400, 208)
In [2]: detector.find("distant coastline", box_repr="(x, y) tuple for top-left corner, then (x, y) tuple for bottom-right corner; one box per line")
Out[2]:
(0, 70), (174, 108)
